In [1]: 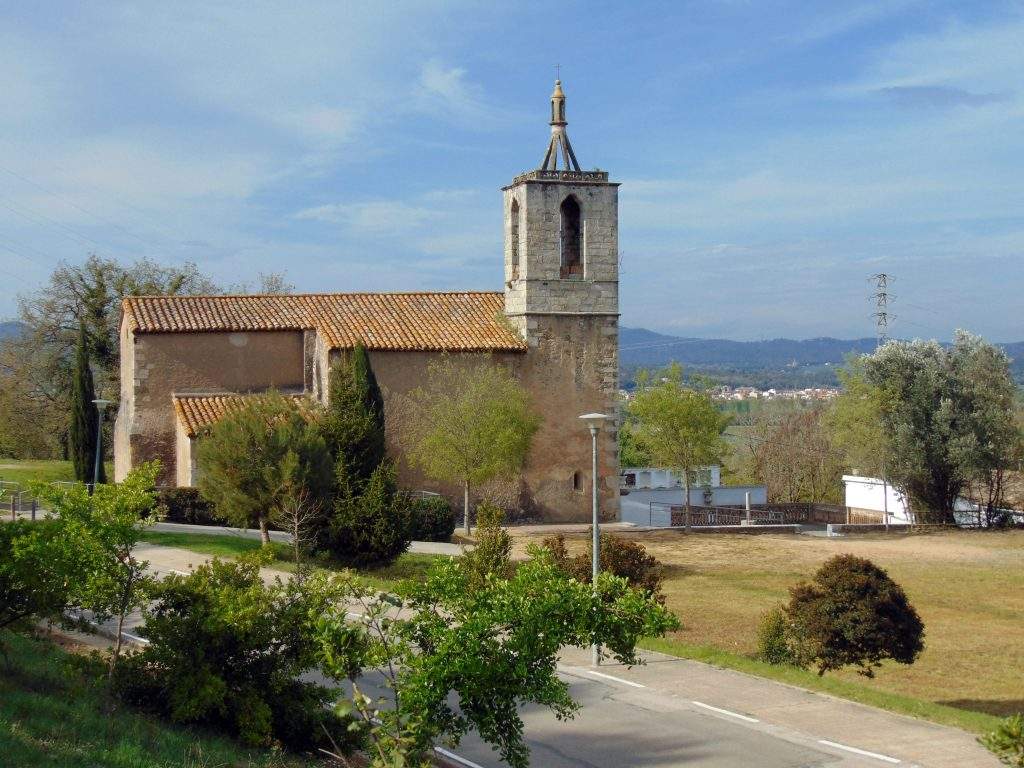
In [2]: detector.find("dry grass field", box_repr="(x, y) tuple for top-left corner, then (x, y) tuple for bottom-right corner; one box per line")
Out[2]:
(510, 528), (1024, 724)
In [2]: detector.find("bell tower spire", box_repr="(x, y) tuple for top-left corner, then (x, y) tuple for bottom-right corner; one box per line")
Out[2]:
(541, 79), (581, 172)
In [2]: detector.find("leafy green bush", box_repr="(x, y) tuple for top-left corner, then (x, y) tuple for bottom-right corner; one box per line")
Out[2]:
(407, 495), (456, 542)
(756, 607), (798, 665)
(461, 501), (513, 587)
(0, 519), (78, 635)
(786, 554), (924, 677)
(154, 487), (225, 525)
(326, 463), (412, 568)
(113, 555), (357, 752)
(982, 714), (1024, 767)
(542, 532), (665, 603)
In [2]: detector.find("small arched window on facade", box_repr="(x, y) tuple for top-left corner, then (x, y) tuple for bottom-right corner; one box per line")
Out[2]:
(572, 470), (582, 491)
(510, 199), (520, 280)
(559, 195), (583, 279)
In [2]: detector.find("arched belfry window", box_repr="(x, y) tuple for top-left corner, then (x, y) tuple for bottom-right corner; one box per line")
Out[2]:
(510, 199), (520, 279)
(559, 195), (582, 279)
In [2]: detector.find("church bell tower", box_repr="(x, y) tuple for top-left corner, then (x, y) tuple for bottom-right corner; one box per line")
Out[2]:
(502, 80), (620, 522)
(502, 79), (619, 318)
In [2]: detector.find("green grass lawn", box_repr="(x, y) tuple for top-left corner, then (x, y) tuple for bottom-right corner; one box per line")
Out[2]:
(0, 630), (307, 768)
(138, 530), (445, 592)
(0, 459), (113, 488)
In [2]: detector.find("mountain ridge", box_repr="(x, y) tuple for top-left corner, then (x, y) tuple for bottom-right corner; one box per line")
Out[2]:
(619, 327), (1024, 386)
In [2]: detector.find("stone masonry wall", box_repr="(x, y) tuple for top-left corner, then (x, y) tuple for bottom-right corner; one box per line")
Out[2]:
(114, 328), (305, 485)
(503, 179), (619, 317)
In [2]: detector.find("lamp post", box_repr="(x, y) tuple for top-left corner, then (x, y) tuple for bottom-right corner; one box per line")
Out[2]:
(579, 412), (608, 666)
(92, 399), (113, 488)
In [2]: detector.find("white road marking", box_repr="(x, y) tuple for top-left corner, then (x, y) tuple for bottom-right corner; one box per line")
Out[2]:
(434, 746), (487, 768)
(170, 569), (190, 575)
(120, 632), (150, 645)
(691, 700), (760, 723)
(582, 669), (647, 689)
(818, 740), (900, 764)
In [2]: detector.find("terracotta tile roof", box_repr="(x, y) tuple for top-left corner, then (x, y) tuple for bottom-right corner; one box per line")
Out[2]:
(123, 292), (527, 352)
(172, 393), (310, 438)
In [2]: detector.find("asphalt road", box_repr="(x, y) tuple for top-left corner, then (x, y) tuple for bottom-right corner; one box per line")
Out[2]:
(349, 666), (867, 768)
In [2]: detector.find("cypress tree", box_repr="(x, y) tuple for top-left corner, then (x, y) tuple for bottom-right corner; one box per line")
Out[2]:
(323, 342), (386, 493)
(351, 342), (386, 470)
(70, 323), (100, 483)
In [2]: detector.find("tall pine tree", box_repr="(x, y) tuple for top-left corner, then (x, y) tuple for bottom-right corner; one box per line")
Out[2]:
(70, 323), (103, 483)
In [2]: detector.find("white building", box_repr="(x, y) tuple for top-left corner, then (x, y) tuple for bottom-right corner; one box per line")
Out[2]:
(843, 475), (980, 524)
(842, 475), (912, 522)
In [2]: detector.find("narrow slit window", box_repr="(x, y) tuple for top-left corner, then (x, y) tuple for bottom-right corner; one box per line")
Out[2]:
(510, 199), (520, 279)
(559, 196), (582, 279)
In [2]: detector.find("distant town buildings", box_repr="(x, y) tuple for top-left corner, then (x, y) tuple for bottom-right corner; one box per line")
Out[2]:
(618, 385), (841, 403)
(710, 385), (840, 402)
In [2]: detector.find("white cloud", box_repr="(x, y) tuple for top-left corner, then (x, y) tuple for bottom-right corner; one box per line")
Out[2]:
(294, 201), (435, 234)
(411, 59), (516, 128)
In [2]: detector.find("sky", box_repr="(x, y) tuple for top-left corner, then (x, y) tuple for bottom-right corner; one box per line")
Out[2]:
(0, 1), (1021, 341)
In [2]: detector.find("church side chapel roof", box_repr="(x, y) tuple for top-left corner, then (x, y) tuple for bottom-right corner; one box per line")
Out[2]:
(122, 292), (527, 352)
(173, 392), (311, 438)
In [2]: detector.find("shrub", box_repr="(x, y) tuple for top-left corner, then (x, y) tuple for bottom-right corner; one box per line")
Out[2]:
(785, 554), (924, 677)
(407, 495), (456, 542)
(114, 555), (357, 752)
(326, 463), (412, 568)
(756, 607), (798, 665)
(982, 714), (1024, 767)
(0, 519), (78, 636)
(542, 532), (665, 603)
(154, 487), (225, 525)
(461, 501), (513, 587)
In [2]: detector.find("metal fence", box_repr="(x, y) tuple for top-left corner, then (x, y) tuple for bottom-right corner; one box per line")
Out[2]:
(646, 501), (854, 529)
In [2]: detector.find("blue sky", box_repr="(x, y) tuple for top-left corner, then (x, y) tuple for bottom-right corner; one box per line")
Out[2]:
(1, 1), (1021, 341)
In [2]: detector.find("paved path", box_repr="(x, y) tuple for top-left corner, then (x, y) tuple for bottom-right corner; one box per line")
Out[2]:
(91, 543), (998, 768)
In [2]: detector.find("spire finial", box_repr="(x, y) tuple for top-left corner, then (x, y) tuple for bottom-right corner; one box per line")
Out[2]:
(540, 77), (580, 172)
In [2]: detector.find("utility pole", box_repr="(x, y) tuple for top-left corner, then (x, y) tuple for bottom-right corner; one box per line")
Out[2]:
(870, 273), (893, 348)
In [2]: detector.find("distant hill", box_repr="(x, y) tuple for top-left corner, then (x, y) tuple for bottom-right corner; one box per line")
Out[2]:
(0, 321), (24, 340)
(620, 327), (1024, 388)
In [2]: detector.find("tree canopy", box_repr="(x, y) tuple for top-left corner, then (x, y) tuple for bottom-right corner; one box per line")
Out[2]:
(196, 392), (332, 544)
(627, 369), (730, 512)
(841, 332), (1022, 523)
(404, 357), (540, 533)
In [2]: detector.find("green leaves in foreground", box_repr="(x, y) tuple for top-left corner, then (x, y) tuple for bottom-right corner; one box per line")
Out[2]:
(315, 548), (679, 768)
(982, 714), (1024, 767)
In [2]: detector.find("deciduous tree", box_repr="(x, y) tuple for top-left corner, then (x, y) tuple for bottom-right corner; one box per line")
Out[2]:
(315, 550), (679, 768)
(628, 370), (730, 519)
(404, 357), (540, 533)
(859, 332), (1019, 523)
(35, 462), (160, 676)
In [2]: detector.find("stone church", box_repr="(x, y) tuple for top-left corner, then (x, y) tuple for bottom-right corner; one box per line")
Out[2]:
(114, 81), (620, 522)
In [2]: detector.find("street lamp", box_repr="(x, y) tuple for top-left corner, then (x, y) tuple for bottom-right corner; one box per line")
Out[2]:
(92, 399), (113, 488)
(579, 412), (608, 666)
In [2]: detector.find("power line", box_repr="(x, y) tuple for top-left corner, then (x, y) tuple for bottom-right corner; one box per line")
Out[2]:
(0, 163), (162, 252)
(0, 194), (108, 251)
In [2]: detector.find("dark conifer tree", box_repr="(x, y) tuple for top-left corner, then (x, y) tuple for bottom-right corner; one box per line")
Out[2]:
(70, 323), (101, 483)
(323, 342), (386, 492)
